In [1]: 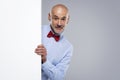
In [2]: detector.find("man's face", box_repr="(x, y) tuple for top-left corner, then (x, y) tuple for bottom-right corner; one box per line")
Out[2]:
(48, 7), (69, 34)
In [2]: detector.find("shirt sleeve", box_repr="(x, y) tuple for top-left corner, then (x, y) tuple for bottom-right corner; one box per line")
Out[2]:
(42, 45), (73, 80)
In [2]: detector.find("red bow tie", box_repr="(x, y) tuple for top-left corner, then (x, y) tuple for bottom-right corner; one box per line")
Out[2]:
(47, 31), (60, 42)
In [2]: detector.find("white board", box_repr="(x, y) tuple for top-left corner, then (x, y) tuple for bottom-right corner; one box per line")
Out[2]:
(0, 0), (41, 80)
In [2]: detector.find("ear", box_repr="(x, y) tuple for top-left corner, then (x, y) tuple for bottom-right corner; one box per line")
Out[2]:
(48, 13), (51, 21)
(66, 15), (70, 24)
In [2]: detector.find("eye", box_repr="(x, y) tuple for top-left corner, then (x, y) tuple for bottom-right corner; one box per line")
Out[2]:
(61, 17), (66, 21)
(53, 17), (59, 20)
(61, 18), (66, 21)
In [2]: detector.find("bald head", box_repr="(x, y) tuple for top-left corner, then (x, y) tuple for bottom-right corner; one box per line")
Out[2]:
(51, 4), (69, 14)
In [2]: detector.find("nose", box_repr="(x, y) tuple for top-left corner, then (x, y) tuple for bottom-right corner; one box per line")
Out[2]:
(58, 20), (62, 26)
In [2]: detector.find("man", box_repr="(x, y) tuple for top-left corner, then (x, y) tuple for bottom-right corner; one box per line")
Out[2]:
(35, 4), (73, 80)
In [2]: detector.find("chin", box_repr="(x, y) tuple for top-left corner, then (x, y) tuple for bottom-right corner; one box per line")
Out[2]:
(54, 28), (64, 34)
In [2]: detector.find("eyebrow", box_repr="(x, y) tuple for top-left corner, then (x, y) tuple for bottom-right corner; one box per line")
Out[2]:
(52, 15), (67, 18)
(61, 16), (67, 19)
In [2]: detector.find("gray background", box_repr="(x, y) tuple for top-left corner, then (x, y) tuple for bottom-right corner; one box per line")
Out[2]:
(42, 0), (120, 80)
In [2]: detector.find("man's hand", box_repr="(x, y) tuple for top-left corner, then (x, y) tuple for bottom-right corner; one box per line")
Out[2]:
(35, 44), (47, 63)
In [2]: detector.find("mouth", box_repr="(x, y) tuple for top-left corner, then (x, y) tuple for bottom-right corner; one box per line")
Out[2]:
(55, 25), (64, 30)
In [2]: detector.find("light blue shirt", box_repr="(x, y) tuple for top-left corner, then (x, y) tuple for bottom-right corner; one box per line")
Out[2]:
(42, 25), (73, 80)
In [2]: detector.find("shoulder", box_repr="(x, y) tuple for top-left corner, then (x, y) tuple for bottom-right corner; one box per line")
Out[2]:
(42, 25), (51, 34)
(42, 25), (50, 30)
(42, 25), (49, 28)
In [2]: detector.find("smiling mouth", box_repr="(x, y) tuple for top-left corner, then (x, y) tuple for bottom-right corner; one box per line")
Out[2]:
(55, 26), (63, 29)
(55, 27), (63, 31)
